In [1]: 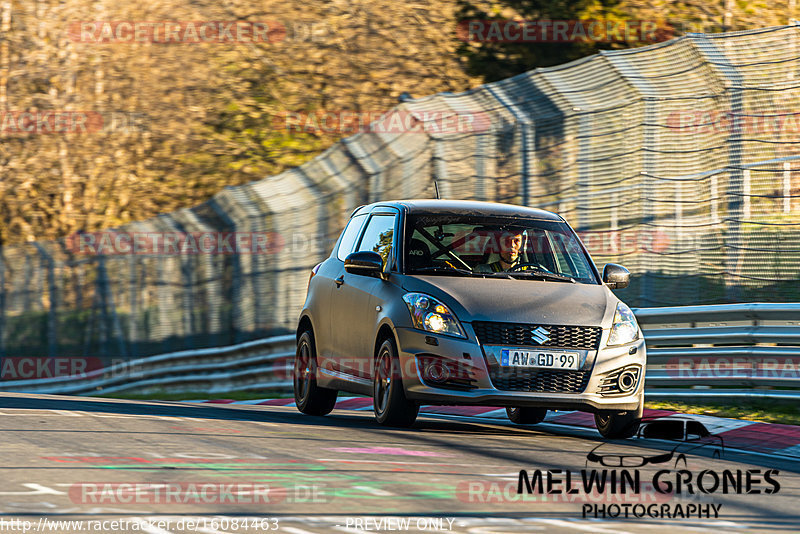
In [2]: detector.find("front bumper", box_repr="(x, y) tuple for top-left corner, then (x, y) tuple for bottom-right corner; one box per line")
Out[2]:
(394, 324), (646, 414)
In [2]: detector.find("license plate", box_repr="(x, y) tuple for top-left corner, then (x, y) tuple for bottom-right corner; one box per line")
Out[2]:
(500, 349), (580, 370)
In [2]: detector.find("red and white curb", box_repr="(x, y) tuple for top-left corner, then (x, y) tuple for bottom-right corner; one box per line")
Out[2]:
(189, 397), (800, 459)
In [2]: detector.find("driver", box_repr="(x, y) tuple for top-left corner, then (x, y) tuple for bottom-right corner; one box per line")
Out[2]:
(475, 227), (529, 272)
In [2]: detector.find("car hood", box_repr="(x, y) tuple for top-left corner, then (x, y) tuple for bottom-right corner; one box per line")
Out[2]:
(400, 275), (616, 326)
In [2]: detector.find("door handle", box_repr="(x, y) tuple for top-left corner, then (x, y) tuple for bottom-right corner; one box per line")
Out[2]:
(335, 275), (344, 287)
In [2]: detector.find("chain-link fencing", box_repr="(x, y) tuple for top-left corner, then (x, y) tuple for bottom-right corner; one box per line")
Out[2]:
(2, 26), (800, 362)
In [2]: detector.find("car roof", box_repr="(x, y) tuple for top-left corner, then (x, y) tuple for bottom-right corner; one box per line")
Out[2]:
(356, 199), (563, 221)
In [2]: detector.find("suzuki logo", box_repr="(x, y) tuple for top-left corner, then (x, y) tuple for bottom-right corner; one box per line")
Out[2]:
(531, 326), (550, 344)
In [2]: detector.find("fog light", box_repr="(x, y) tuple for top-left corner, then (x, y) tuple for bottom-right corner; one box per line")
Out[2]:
(424, 360), (451, 383)
(618, 369), (637, 393)
(416, 355), (478, 390)
(598, 365), (641, 396)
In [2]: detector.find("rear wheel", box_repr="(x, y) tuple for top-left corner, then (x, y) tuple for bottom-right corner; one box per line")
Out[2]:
(594, 410), (641, 439)
(373, 338), (418, 427)
(294, 330), (338, 416)
(506, 407), (547, 425)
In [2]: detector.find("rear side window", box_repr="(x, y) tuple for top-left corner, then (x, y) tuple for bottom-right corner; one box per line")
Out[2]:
(356, 214), (396, 268)
(336, 214), (367, 261)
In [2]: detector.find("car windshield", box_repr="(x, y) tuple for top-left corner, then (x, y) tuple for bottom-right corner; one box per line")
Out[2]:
(404, 214), (599, 284)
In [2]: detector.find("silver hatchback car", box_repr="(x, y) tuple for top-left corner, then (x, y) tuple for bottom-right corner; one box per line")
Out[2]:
(294, 200), (646, 438)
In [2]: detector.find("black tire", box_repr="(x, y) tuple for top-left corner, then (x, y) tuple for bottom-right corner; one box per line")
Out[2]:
(594, 410), (641, 439)
(506, 407), (547, 425)
(294, 330), (338, 416)
(373, 338), (419, 427)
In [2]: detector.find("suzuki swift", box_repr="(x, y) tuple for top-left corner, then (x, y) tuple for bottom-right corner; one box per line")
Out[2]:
(294, 200), (646, 438)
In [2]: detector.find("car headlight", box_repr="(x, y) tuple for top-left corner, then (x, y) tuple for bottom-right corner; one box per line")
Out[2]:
(403, 293), (465, 338)
(607, 302), (639, 346)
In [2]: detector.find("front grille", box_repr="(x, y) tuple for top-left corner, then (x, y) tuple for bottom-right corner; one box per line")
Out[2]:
(472, 321), (602, 350)
(489, 368), (590, 393)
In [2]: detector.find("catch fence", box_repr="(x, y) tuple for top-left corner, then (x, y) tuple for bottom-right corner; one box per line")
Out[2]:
(2, 26), (800, 360)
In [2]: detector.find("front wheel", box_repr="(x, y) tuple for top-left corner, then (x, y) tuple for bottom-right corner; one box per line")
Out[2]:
(506, 407), (547, 425)
(373, 338), (418, 427)
(294, 330), (338, 416)
(594, 410), (641, 439)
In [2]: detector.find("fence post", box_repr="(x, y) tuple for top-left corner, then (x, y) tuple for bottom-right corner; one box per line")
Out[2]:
(692, 35), (745, 301)
(474, 134), (487, 201)
(128, 254), (138, 359)
(743, 169), (751, 219)
(0, 250), (5, 358)
(485, 85), (532, 206)
(604, 52), (655, 306)
(33, 244), (57, 358)
(784, 161), (791, 213)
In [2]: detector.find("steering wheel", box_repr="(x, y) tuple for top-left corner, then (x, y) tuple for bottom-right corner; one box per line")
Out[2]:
(507, 262), (552, 273)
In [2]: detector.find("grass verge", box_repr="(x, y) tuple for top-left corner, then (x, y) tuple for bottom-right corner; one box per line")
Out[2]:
(646, 400), (800, 426)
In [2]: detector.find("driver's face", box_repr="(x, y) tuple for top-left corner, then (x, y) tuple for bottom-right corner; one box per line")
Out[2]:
(499, 232), (523, 264)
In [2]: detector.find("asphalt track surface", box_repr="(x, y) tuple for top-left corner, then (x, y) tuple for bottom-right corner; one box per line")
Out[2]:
(1, 393), (800, 533)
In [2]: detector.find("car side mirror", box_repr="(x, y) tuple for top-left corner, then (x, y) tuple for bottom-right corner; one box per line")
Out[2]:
(603, 263), (630, 289)
(344, 251), (384, 277)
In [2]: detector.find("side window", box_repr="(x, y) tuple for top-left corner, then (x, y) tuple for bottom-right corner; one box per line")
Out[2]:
(525, 229), (557, 272)
(356, 214), (396, 269)
(686, 421), (711, 439)
(336, 214), (367, 261)
(550, 231), (593, 280)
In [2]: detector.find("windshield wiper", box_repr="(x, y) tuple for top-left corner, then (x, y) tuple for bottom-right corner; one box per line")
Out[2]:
(412, 266), (475, 277)
(480, 271), (513, 279)
(507, 270), (577, 283)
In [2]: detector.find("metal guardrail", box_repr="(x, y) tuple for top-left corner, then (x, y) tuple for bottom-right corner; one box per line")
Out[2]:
(2, 303), (799, 400)
(0, 336), (296, 396)
(638, 303), (800, 400)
